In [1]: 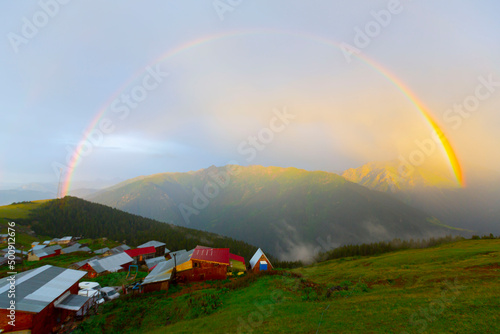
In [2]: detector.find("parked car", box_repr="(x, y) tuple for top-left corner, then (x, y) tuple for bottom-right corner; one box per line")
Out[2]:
(100, 287), (120, 301)
(79, 281), (102, 290)
(78, 288), (105, 304)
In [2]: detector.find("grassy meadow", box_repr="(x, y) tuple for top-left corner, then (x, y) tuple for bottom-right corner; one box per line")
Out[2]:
(73, 238), (499, 333)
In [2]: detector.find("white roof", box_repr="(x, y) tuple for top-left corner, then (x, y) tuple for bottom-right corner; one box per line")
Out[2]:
(0, 265), (86, 313)
(90, 252), (133, 273)
(138, 240), (166, 248)
(249, 248), (272, 269)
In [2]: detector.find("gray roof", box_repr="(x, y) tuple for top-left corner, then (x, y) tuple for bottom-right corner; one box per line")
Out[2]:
(138, 240), (167, 249)
(109, 244), (131, 254)
(59, 236), (73, 241)
(55, 293), (90, 311)
(0, 234), (9, 238)
(32, 245), (62, 258)
(169, 249), (187, 257)
(143, 249), (194, 285)
(61, 243), (82, 254)
(93, 247), (110, 254)
(0, 265), (86, 313)
(145, 256), (167, 269)
(62, 243), (90, 254)
(88, 252), (133, 273)
(72, 256), (100, 269)
(250, 248), (272, 270)
(32, 244), (47, 251)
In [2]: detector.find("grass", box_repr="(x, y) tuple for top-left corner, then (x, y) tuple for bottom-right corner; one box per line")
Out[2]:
(0, 200), (51, 220)
(73, 239), (499, 333)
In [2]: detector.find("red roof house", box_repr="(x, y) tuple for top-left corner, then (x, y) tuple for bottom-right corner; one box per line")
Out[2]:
(125, 246), (156, 265)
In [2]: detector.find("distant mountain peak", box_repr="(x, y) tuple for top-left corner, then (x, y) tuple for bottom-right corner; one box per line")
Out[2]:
(342, 160), (459, 192)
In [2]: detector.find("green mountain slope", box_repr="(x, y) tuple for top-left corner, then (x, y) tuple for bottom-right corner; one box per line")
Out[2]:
(88, 165), (458, 261)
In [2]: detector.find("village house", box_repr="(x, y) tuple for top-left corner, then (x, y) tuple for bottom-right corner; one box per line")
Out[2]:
(109, 244), (131, 255)
(0, 234), (8, 243)
(145, 256), (167, 271)
(249, 248), (273, 273)
(69, 256), (100, 270)
(93, 247), (110, 255)
(27, 245), (62, 261)
(80, 252), (133, 278)
(61, 243), (91, 254)
(138, 240), (169, 257)
(0, 265), (92, 334)
(229, 253), (246, 272)
(124, 246), (156, 265)
(141, 249), (194, 293)
(57, 236), (74, 245)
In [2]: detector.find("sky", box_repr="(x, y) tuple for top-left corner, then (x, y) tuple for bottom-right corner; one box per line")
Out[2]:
(1, 0), (500, 192)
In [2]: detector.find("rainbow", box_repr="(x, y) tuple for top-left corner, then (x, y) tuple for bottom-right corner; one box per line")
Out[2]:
(60, 29), (464, 196)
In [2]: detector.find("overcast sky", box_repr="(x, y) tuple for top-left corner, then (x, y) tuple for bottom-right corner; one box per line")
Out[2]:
(1, 1), (499, 189)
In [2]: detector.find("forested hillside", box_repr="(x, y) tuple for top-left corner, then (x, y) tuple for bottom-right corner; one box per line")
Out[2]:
(19, 197), (259, 261)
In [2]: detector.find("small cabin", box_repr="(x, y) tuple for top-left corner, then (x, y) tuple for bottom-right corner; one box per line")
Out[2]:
(249, 248), (273, 273)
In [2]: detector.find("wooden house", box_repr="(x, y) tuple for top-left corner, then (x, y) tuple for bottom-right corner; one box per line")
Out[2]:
(27, 245), (62, 261)
(249, 248), (273, 273)
(0, 265), (92, 334)
(124, 246), (156, 265)
(81, 252), (133, 278)
(138, 240), (169, 257)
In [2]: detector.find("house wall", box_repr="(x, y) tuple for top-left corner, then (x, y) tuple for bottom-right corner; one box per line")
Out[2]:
(142, 280), (169, 293)
(155, 245), (166, 257)
(0, 283), (79, 334)
(80, 263), (98, 278)
(177, 260), (227, 282)
(252, 255), (272, 273)
(0, 309), (33, 333)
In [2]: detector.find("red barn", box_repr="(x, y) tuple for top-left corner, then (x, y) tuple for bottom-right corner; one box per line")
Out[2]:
(0, 265), (91, 334)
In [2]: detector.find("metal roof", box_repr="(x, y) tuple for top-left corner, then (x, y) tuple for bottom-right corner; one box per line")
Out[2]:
(93, 247), (110, 254)
(32, 244), (47, 251)
(145, 256), (167, 269)
(249, 248), (272, 269)
(138, 240), (167, 249)
(0, 265), (86, 313)
(169, 249), (187, 257)
(59, 236), (73, 241)
(125, 246), (156, 258)
(109, 244), (131, 254)
(143, 249), (194, 285)
(191, 246), (230, 265)
(55, 293), (90, 311)
(88, 252), (133, 273)
(72, 256), (100, 269)
(62, 243), (83, 254)
(33, 245), (61, 256)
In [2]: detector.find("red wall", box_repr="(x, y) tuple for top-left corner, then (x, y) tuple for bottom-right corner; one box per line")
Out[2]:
(1, 282), (80, 334)
(177, 260), (227, 282)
